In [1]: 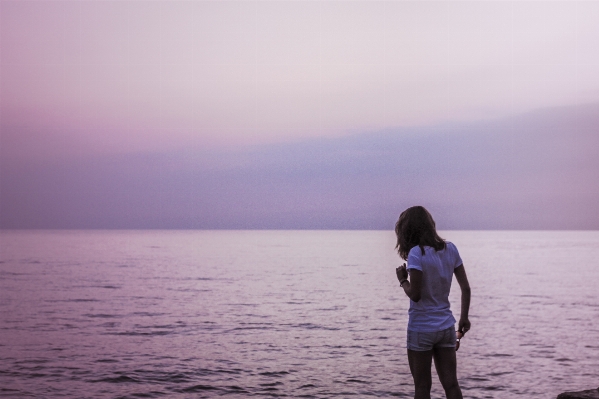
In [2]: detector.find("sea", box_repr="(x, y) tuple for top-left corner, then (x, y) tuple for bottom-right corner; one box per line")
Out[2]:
(1, 230), (598, 399)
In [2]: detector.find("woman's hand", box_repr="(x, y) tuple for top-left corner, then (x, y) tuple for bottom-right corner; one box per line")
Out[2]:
(458, 318), (471, 335)
(396, 263), (408, 282)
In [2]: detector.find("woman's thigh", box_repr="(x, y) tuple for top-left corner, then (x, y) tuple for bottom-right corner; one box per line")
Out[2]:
(407, 349), (433, 386)
(433, 347), (459, 388)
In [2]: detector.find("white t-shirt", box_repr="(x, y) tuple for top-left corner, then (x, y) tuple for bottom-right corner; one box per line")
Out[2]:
(406, 241), (463, 332)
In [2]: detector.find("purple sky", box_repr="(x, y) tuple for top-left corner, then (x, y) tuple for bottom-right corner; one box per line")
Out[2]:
(1, 1), (598, 229)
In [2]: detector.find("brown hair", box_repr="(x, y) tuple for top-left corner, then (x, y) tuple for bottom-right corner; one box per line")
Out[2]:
(395, 206), (446, 260)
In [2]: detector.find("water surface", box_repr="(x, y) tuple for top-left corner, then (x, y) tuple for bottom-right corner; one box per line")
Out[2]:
(1, 230), (598, 398)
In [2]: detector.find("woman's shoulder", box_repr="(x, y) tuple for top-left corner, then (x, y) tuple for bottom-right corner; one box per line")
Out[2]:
(408, 245), (421, 256)
(443, 241), (459, 252)
(407, 245), (428, 260)
(443, 241), (463, 266)
(444, 240), (456, 249)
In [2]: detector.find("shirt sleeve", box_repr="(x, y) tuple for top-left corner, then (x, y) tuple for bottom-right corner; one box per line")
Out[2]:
(450, 242), (463, 269)
(407, 246), (423, 271)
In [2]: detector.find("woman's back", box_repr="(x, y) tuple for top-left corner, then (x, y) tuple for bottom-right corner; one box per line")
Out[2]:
(407, 241), (462, 332)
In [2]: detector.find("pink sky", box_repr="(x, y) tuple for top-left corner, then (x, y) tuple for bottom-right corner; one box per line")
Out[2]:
(2, 1), (599, 161)
(1, 1), (599, 229)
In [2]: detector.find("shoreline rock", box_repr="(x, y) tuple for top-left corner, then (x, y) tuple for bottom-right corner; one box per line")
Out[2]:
(557, 388), (599, 399)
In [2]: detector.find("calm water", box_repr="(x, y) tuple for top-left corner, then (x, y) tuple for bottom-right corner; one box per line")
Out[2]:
(1, 230), (598, 398)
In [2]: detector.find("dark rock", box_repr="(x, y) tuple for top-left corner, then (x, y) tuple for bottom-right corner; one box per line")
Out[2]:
(557, 388), (599, 399)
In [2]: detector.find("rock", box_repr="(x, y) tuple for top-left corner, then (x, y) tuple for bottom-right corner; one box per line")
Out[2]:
(557, 388), (599, 399)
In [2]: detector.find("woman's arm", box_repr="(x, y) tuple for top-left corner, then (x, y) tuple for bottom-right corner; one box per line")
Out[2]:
(396, 264), (422, 302)
(454, 264), (471, 333)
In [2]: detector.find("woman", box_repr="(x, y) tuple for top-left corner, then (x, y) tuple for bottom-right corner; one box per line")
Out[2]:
(395, 206), (471, 399)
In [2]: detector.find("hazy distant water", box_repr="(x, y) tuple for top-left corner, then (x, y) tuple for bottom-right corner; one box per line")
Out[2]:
(1, 230), (598, 399)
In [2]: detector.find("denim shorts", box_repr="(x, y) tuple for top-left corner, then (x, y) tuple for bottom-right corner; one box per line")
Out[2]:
(407, 327), (456, 351)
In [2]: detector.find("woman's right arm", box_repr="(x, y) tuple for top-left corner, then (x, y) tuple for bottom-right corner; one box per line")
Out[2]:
(454, 264), (471, 334)
(396, 264), (422, 302)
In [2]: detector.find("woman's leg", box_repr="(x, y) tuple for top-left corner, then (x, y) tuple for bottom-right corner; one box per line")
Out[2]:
(407, 349), (433, 399)
(432, 347), (463, 399)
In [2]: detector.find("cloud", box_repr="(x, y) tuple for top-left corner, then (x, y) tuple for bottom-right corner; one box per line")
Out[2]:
(2, 104), (598, 230)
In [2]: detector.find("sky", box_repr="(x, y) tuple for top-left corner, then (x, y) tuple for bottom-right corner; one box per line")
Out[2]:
(1, 1), (598, 229)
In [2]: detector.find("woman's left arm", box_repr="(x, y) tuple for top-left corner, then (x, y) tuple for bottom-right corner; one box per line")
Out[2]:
(396, 264), (422, 302)
(454, 264), (471, 334)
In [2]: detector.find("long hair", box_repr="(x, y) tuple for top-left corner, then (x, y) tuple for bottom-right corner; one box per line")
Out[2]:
(395, 206), (446, 260)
